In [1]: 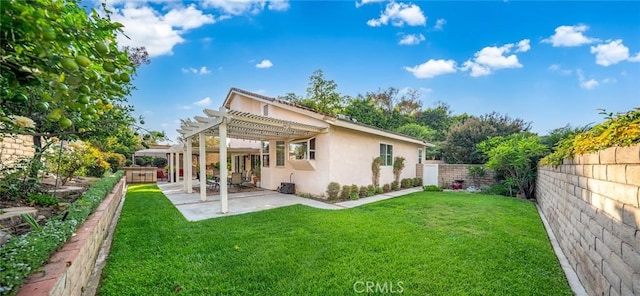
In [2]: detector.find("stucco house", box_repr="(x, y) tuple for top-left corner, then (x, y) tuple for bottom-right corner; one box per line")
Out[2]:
(175, 88), (434, 212)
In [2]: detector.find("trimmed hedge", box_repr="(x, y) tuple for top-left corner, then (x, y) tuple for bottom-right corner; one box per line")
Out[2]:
(0, 171), (124, 295)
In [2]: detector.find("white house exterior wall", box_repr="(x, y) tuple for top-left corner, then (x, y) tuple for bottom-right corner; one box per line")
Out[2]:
(225, 91), (422, 197)
(328, 125), (420, 187)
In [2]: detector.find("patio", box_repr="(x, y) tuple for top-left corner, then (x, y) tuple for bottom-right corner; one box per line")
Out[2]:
(157, 181), (423, 221)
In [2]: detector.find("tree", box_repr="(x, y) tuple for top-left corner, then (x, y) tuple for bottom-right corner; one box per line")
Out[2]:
(441, 113), (531, 164)
(343, 95), (386, 127)
(304, 69), (344, 115)
(395, 123), (436, 141)
(415, 101), (454, 141)
(478, 133), (548, 199)
(1, 0), (150, 176)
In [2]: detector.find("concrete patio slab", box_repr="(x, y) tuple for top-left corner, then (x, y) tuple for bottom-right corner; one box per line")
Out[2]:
(156, 181), (422, 221)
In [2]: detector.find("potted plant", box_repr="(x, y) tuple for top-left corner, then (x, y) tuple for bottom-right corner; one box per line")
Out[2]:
(253, 165), (260, 186)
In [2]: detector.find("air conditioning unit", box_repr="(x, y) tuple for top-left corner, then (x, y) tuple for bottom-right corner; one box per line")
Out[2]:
(278, 182), (295, 194)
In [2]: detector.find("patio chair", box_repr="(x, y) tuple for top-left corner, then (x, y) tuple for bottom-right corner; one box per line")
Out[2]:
(157, 169), (168, 182)
(207, 176), (220, 192)
(230, 172), (243, 191)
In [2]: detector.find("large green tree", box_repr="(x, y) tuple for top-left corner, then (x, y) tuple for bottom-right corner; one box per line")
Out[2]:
(478, 133), (548, 199)
(441, 112), (531, 164)
(1, 0), (141, 142)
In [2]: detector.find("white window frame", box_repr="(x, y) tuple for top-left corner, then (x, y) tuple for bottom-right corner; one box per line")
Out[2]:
(418, 148), (423, 164)
(288, 137), (316, 160)
(380, 143), (393, 166)
(262, 104), (269, 116)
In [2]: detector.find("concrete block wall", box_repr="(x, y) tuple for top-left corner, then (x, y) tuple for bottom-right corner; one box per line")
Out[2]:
(0, 135), (35, 164)
(437, 163), (495, 189)
(17, 177), (126, 296)
(536, 145), (640, 296)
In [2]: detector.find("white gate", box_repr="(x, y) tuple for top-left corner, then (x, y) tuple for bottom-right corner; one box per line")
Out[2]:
(422, 164), (439, 186)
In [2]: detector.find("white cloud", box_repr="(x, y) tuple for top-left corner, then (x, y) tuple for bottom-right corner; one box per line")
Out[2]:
(590, 39), (640, 66)
(433, 18), (446, 30)
(542, 24), (599, 47)
(581, 79), (599, 89)
(268, 0), (290, 11)
(355, 0), (385, 8)
(461, 41), (525, 77)
(548, 64), (572, 75)
(182, 66), (211, 75)
(515, 39), (530, 53)
(256, 59), (273, 69)
(194, 97), (212, 106)
(398, 33), (425, 45)
(367, 2), (426, 27)
(203, 0), (289, 15)
(111, 4), (217, 57)
(404, 59), (457, 78)
(577, 69), (599, 90)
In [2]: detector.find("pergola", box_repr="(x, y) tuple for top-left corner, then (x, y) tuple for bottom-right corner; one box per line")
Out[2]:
(176, 107), (326, 213)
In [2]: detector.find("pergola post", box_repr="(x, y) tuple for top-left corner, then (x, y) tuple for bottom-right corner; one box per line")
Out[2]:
(198, 132), (206, 201)
(186, 138), (193, 193)
(176, 151), (181, 183)
(182, 146), (188, 190)
(220, 116), (228, 214)
(169, 152), (174, 183)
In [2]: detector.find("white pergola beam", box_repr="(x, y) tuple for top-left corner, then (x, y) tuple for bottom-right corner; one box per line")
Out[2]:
(186, 137), (193, 193)
(220, 118), (228, 214)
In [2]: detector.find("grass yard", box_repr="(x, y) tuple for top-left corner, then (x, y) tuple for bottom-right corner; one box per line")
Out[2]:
(98, 184), (571, 295)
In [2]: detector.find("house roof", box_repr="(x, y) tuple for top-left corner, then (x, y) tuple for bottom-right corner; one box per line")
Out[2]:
(224, 88), (435, 147)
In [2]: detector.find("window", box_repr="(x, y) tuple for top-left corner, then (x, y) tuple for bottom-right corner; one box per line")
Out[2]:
(276, 141), (285, 166)
(263, 104), (269, 116)
(289, 138), (316, 160)
(418, 148), (423, 164)
(380, 143), (393, 166)
(262, 142), (270, 167)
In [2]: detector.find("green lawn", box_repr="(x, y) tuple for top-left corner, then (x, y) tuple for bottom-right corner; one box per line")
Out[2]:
(98, 184), (571, 295)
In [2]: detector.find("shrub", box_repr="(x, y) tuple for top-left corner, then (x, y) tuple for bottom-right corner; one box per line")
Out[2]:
(0, 157), (43, 201)
(326, 182), (341, 199)
(468, 165), (486, 187)
(382, 183), (391, 193)
(359, 186), (367, 198)
(0, 171), (124, 295)
(391, 181), (399, 191)
(135, 156), (153, 166)
(104, 152), (126, 173)
(541, 108), (640, 166)
(371, 157), (381, 187)
(349, 192), (359, 200)
(340, 185), (351, 200)
(27, 194), (59, 206)
(366, 185), (375, 197)
(401, 178), (413, 188)
(350, 184), (359, 196)
(412, 177), (422, 187)
(152, 157), (168, 168)
(392, 156), (406, 183)
(480, 183), (511, 196)
(125, 159), (133, 166)
(423, 185), (442, 192)
(375, 186), (383, 194)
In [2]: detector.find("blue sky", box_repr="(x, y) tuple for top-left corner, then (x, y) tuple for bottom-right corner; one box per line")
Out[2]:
(98, 0), (640, 143)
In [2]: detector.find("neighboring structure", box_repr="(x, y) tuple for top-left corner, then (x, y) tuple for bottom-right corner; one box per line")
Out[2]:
(176, 88), (434, 213)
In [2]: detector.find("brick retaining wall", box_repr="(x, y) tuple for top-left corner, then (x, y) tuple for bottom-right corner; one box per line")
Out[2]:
(536, 145), (640, 295)
(17, 177), (126, 296)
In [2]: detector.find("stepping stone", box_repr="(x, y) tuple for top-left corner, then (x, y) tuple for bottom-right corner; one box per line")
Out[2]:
(0, 207), (37, 229)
